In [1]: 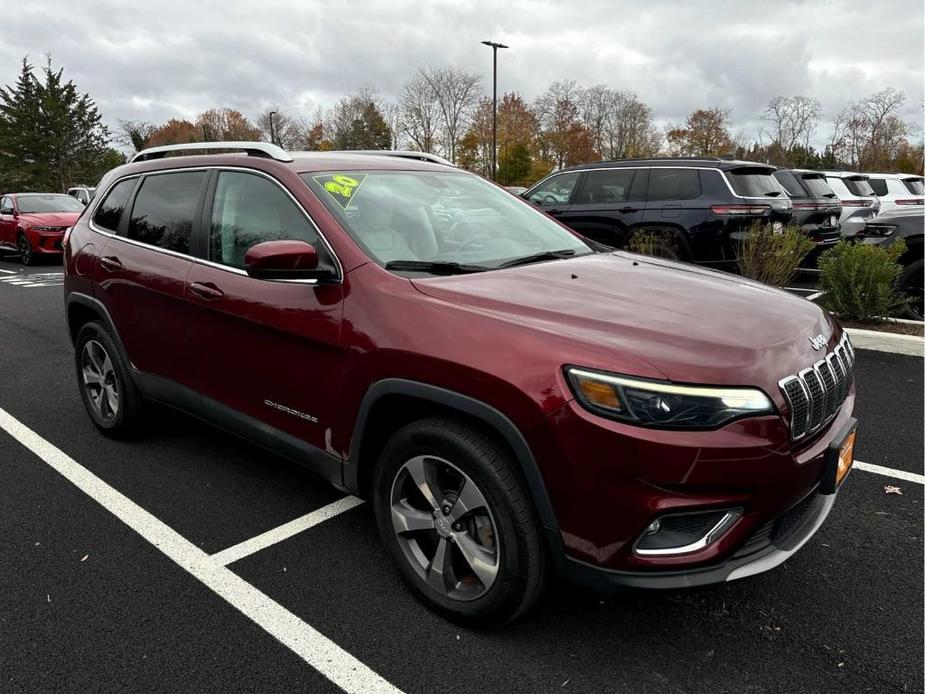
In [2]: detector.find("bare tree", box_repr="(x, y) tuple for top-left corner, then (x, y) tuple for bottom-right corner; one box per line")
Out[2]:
(421, 67), (482, 163)
(379, 101), (404, 150)
(116, 119), (154, 152)
(534, 80), (585, 167)
(255, 108), (306, 149)
(399, 71), (441, 153)
(830, 88), (911, 170)
(762, 96), (822, 152)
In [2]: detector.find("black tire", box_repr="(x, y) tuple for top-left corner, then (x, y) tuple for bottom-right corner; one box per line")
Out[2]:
(18, 233), (36, 266)
(373, 417), (546, 626)
(897, 258), (923, 321)
(74, 321), (143, 438)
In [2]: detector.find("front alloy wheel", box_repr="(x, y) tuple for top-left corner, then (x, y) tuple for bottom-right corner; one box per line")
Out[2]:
(81, 339), (119, 422)
(390, 455), (500, 601)
(18, 235), (34, 265)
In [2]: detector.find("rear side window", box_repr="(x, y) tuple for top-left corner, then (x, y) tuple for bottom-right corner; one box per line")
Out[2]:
(773, 171), (804, 197)
(574, 169), (636, 204)
(844, 178), (874, 196)
(209, 171), (326, 270)
(127, 172), (206, 254)
(93, 179), (135, 232)
(866, 178), (888, 196)
(726, 169), (782, 197)
(648, 168), (701, 201)
(902, 178), (925, 195)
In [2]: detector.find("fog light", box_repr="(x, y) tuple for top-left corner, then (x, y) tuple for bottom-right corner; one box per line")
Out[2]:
(634, 509), (741, 556)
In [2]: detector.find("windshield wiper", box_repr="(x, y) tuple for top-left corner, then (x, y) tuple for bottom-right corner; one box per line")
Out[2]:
(496, 249), (578, 269)
(384, 260), (490, 275)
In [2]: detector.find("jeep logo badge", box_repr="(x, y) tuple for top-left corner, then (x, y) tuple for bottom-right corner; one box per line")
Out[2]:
(808, 334), (827, 351)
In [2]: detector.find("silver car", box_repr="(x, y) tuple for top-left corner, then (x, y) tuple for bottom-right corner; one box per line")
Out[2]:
(821, 172), (880, 237)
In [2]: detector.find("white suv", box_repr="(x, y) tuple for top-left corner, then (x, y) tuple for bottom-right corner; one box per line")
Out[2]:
(822, 172), (880, 237)
(66, 186), (96, 205)
(865, 173), (924, 214)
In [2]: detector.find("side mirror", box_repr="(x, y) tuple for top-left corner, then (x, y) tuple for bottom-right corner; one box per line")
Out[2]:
(244, 240), (334, 281)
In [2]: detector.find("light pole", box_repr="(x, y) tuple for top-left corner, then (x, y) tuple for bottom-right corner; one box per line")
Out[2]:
(481, 40), (508, 180)
(268, 110), (278, 146)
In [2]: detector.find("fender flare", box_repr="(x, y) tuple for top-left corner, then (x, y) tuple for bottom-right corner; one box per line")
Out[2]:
(347, 378), (566, 564)
(66, 292), (129, 358)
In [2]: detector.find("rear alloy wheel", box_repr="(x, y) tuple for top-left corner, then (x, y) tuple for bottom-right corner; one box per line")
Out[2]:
(373, 418), (546, 626)
(18, 234), (35, 266)
(74, 321), (142, 437)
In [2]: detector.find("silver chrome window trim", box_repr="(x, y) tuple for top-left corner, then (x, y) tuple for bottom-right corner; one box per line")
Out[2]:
(633, 510), (741, 557)
(87, 165), (343, 285)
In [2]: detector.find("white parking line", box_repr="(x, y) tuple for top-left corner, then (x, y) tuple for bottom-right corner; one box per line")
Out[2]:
(0, 268), (15, 273)
(0, 407), (403, 694)
(212, 496), (365, 566)
(855, 460), (924, 485)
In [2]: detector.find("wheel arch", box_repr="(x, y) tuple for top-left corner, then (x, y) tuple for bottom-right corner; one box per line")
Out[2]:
(346, 379), (565, 564)
(66, 293), (128, 357)
(624, 222), (694, 259)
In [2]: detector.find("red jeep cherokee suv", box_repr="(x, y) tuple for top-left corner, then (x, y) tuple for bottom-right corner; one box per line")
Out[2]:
(63, 143), (857, 625)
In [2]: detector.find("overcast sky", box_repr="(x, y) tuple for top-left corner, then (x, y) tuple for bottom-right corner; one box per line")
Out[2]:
(1, 0), (922, 149)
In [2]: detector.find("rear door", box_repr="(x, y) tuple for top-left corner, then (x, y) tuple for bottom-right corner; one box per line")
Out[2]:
(96, 170), (207, 396)
(558, 168), (646, 246)
(185, 168), (345, 454)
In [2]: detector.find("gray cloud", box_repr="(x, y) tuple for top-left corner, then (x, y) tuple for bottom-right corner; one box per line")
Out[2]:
(1, 0), (921, 148)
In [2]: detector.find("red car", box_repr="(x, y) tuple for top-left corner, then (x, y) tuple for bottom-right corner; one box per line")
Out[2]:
(0, 193), (85, 265)
(63, 143), (857, 625)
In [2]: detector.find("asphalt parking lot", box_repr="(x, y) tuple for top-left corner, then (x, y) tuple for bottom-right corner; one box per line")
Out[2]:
(1, 260), (922, 694)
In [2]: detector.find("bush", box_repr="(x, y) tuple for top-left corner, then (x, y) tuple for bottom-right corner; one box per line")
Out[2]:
(737, 222), (815, 286)
(818, 239), (906, 323)
(626, 229), (680, 259)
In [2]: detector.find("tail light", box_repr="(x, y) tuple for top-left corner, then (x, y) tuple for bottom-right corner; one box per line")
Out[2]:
(791, 201), (828, 210)
(895, 199), (923, 206)
(840, 199), (873, 207)
(710, 204), (771, 216)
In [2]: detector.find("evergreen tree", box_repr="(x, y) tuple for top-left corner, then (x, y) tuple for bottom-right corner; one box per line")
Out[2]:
(0, 56), (111, 192)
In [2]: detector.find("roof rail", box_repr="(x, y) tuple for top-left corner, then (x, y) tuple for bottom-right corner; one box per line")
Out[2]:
(330, 150), (455, 167)
(130, 141), (293, 164)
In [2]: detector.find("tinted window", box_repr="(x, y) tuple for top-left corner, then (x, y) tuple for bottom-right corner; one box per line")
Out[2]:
(844, 177), (874, 196)
(93, 179), (136, 232)
(210, 171), (325, 270)
(867, 178), (888, 196)
(574, 169), (636, 204)
(801, 175), (836, 198)
(526, 172), (579, 206)
(903, 178), (925, 195)
(16, 194), (85, 213)
(648, 168), (701, 201)
(128, 172), (206, 254)
(0, 196), (11, 213)
(726, 169), (782, 197)
(773, 170), (804, 197)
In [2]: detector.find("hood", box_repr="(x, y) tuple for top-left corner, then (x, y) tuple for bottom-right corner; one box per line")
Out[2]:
(411, 253), (836, 393)
(20, 211), (81, 228)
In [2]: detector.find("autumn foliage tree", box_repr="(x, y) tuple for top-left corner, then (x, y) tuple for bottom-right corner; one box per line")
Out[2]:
(666, 108), (736, 157)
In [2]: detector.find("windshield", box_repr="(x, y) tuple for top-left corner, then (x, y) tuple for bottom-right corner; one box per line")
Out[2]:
(302, 170), (592, 272)
(844, 177), (874, 196)
(17, 194), (85, 214)
(801, 175), (836, 198)
(726, 169), (783, 197)
(903, 178), (925, 195)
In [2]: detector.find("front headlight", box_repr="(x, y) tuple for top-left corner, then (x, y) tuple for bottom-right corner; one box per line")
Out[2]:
(566, 367), (775, 429)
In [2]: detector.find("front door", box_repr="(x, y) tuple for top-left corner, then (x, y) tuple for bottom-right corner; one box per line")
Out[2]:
(559, 168), (647, 247)
(185, 169), (345, 452)
(523, 171), (580, 222)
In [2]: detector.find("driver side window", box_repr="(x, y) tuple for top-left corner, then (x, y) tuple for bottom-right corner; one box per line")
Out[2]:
(0, 196), (12, 214)
(526, 172), (579, 206)
(209, 171), (327, 270)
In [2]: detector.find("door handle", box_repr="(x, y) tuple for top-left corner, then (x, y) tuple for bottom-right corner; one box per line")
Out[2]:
(99, 256), (123, 272)
(619, 206), (639, 213)
(189, 281), (224, 301)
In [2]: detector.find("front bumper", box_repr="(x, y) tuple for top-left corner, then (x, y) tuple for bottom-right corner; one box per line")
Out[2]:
(28, 230), (66, 254)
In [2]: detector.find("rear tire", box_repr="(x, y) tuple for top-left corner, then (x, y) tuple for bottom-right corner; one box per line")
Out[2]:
(898, 259), (923, 321)
(74, 321), (143, 438)
(372, 417), (546, 626)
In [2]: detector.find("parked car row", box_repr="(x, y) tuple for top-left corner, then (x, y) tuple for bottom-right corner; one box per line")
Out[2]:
(521, 157), (922, 269)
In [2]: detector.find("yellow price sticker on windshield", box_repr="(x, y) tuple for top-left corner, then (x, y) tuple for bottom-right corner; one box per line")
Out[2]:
(313, 173), (367, 209)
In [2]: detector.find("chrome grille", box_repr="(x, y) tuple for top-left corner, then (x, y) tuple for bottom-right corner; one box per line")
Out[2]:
(779, 333), (854, 440)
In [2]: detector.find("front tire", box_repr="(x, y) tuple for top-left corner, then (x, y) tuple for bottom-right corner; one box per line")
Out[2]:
(18, 234), (36, 266)
(373, 417), (546, 626)
(74, 322), (143, 438)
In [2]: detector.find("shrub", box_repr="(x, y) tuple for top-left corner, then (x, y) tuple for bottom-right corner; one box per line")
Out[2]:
(737, 222), (815, 286)
(626, 229), (680, 259)
(818, 239), (906, 323)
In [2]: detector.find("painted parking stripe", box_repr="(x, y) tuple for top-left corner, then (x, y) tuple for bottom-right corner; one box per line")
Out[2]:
(0, 407), (403, 694)
(0, 268), (15, 273)
(212, 496), (365, 566)
(855, 460), (924, 485)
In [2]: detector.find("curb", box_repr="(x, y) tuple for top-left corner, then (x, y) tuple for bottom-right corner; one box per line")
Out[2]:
(845, 327), (924, 357)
